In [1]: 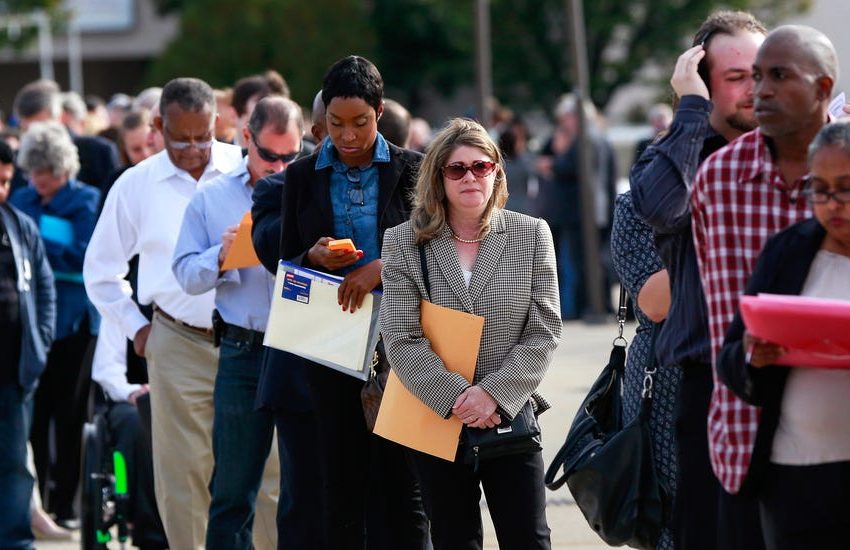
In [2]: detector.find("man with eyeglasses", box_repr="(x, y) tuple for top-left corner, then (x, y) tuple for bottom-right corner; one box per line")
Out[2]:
(84, 77), (243, 550)
(171, 96), (305, 550)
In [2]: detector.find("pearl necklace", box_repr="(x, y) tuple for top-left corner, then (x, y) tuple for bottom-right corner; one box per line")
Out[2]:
(450, 227), (485, 244)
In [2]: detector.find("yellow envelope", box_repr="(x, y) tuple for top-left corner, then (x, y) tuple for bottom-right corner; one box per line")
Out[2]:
(221, 212), (261, 271)
(374, 301), (484, 461)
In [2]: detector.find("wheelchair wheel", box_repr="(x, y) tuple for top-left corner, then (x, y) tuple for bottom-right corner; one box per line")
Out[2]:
(81, 416), (108, 550)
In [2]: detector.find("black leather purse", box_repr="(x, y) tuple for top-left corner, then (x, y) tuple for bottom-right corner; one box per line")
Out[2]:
(461, 402), (542, 471)
(544, 288), (669, 549)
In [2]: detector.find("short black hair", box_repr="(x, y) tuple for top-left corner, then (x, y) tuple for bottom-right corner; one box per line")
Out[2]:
(13, 79), (61, 120)
(232, 70), (289, 116)
(0, 140), (14, 164)
(378, 98), (410, 147)
(321, 56), (383, 113)
(159, 77), (216, 123)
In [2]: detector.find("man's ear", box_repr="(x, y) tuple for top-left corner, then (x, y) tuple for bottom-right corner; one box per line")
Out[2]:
(242, 126), (251, 145)
(153, 115), (164, 132)
(816, 75), (834, 102)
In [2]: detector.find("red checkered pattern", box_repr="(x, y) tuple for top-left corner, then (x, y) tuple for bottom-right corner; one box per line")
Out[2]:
(691, 128), (811, 493)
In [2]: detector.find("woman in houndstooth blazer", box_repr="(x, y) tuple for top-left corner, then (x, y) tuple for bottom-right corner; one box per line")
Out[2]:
(380, 118), (561, 549)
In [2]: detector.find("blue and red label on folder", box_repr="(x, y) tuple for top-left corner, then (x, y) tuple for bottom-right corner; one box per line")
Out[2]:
(282, 271), (311, 304)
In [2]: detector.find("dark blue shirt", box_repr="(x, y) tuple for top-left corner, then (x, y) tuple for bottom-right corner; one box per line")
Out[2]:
(629, 95), (728, 368)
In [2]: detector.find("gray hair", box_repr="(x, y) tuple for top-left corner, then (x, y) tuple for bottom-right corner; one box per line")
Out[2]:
(61, 91), (88, 122)
(159, 78), (216, 123)
(247, 96), (304, 137)
(808, 120), (850, 163)
(133, 87), (162, 112)
(18, 121), (80, 179)
(13, 80), (61, 120)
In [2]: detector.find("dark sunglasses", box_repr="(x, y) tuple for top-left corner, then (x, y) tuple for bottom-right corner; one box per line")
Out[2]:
(442, 160), (497, 180)
(251, 131), (301, 163)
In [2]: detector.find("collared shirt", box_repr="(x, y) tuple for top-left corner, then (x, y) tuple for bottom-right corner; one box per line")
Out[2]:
(84, 141), (243, 339)
(92, 317), (140, 402)
(315, 133), (390, 273)
(172, 157), (274, 332)
(630, 95), (728, 368)
(691, 127), (810, 493)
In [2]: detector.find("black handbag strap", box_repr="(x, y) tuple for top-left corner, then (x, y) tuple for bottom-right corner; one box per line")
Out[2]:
(418, 244), (431, 300)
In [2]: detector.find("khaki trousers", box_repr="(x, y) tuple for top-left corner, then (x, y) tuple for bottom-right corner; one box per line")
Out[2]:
(147, 313), (279, 550)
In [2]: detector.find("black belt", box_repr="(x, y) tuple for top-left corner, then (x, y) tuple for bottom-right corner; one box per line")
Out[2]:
(222, 322), (265, 348)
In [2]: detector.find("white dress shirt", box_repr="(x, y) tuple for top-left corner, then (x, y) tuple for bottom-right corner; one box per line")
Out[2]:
(84, 142), (243, 339)
(92, 317), (138, 402)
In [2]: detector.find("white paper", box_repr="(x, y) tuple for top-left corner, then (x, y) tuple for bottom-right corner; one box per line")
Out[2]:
(828, 92), (846, 119)
(263, 261), (380, 380)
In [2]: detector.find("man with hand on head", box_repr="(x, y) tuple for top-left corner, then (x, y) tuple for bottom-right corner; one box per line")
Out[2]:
(172, 96), (306, 550)
(630, 11), (767, 549)
(84, 77), (243, 550)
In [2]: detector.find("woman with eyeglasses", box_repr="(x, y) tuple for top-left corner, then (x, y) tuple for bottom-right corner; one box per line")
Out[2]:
(717, 120), (850, 550)
(278, 55), (429, 549)
(380, 118), (561, 549)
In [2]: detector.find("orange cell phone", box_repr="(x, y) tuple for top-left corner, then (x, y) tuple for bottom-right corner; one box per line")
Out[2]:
(327, 238), (357, 253)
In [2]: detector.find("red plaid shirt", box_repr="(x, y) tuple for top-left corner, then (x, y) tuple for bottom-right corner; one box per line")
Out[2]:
(691, 128), (810, 493)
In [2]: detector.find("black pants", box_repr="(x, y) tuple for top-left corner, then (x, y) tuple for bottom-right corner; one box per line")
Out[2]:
(410, 448), (550, 550)
(306, 365), (429, 550)
(107, 398), (167, 549)
(272, 408), (323, 550)
(759, 461), (850, 550)
(30, 326), (93, 520)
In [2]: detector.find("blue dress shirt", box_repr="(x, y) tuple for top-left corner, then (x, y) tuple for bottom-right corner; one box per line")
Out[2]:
(629, 95), (728, 368)
(315, 134), (390, 274)
(172, 158), (274, 332)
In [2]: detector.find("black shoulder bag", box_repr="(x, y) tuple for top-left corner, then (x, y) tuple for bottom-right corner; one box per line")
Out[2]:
(417, 244), (541, 471)
(544, 287), (668, 549)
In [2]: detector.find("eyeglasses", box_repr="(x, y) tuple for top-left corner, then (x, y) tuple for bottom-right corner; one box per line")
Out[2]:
(442, 160), (497, 180)
(251, 131), (301, 163)
(346, 168), (364, 205)
(164, 126), (214, 150)
(802, 187), (850, 205)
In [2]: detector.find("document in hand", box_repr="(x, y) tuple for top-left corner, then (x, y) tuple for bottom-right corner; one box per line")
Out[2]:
(264, 261), (381, 380)
(221, 212), (261, 271)
(373, 301), (485, 461)
(39, 214), (74, 246)
(740, 293), (850, 368)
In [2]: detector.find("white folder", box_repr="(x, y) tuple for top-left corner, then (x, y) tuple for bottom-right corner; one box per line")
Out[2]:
(263, 260), (381, 380)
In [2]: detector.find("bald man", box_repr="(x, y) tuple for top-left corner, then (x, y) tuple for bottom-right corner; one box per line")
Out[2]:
(691, 24), (837, 548)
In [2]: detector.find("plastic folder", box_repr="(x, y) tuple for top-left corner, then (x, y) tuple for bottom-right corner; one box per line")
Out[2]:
(740, 293), (850, 368)
(263, 261), (381, 380)
(374, 301), (485, 461)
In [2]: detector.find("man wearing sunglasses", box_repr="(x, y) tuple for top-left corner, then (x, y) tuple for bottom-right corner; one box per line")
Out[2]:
(84, 78), (244, 549)
(171, 96), (305, 550)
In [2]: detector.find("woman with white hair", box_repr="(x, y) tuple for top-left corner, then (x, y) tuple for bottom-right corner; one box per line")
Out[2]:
(10, 120), (100, 526)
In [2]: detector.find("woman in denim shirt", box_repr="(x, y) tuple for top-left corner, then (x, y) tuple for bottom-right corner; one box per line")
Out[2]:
(11, 121), (100, 525)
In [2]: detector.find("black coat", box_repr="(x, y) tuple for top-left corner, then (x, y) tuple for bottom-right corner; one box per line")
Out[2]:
(717, 218), (827, 491)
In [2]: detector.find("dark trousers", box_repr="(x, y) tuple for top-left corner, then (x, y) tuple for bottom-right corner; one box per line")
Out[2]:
(672, 363), (719, 550)
(106, 399), (167, 549)
(206, 337), (275, 550)
(410, 449), (550, 550)
(0, 383), (34, 550)
(30, 326), (93, 519)
(305, 365), (429, 550)
(717, 484), (765, 550)
(272, 408), (323, 550)
(759, 461), (850, 550)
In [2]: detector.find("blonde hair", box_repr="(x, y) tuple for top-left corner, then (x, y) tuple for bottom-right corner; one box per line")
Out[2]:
(411, 118), (508, 244)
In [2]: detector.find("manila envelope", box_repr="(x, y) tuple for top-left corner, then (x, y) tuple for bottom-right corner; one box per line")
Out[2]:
(221, 212), (261, 271)
(374, 300), (484, 461)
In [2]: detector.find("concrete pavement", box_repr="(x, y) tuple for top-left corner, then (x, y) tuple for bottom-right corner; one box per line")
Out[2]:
(38, 319), (634, 549)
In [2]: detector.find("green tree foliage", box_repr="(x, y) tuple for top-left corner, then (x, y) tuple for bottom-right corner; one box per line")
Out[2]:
(149, 0), (810, 111)
(0, 0), (65, 50)
(148, 0), (376, 105)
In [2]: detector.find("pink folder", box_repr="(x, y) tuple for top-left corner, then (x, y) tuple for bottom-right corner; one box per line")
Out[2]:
(740, 293), (850, 368)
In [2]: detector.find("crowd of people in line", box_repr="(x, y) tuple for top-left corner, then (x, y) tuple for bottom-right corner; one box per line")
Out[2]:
(0, 8), (848, 550)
